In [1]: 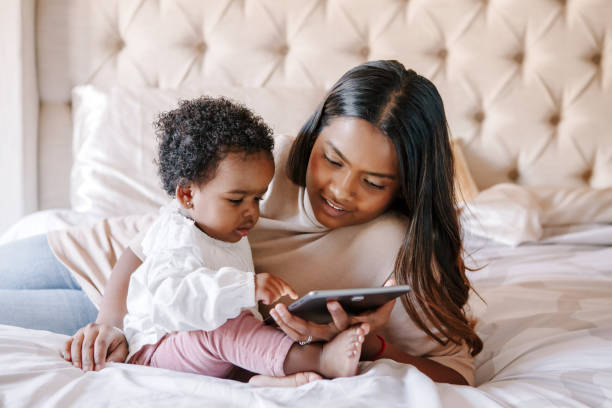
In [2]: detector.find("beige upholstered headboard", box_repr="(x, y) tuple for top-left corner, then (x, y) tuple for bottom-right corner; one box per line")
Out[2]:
(2, 0), (611, 233)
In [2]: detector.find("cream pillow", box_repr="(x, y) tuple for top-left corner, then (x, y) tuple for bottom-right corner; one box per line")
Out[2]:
(71, 85), (325, 217)
(531, 186), (612, 226)
(460, 183), (612, 246)
(459, 183), (543, 246)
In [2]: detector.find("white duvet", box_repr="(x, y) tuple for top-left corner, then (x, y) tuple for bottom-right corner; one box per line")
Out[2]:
(1, 221), (611, 407)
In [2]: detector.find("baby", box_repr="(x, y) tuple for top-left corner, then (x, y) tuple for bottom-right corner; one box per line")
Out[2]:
(123, 96), (369, 385)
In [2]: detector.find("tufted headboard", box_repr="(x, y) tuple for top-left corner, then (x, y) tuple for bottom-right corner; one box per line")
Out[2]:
(2, 0), (611, 232)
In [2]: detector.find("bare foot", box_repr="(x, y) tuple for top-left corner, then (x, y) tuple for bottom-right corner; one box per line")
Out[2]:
(249, 372), (322, 387)
(319, 323), (369, 378)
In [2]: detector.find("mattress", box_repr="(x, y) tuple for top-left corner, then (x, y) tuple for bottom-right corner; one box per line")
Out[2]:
(1, 217), (610, 407)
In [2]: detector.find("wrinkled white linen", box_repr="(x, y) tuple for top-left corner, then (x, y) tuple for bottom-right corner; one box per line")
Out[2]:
(123, 201), (258, 360)
(1, 220), (611, 407)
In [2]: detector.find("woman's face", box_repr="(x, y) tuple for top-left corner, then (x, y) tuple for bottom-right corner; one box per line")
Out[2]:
(305, 116), (400, 229)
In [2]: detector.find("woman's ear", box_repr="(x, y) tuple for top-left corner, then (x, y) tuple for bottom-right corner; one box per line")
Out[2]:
(176, 183), (194, 209)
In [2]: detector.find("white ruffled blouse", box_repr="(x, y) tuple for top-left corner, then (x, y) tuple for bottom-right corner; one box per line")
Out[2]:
(123, 200), (258, 360)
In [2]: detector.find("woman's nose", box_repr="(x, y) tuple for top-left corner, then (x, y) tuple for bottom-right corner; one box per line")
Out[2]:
(329, 171), (356, 201)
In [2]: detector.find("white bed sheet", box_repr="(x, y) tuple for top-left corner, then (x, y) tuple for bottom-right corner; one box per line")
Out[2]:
(0, 214), (611, 407)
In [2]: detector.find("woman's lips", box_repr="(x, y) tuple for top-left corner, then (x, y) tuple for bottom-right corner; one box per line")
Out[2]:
(321, 195), (350, 217)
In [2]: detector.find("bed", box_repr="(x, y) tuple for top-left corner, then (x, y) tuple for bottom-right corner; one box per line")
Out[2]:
(1, 0), (611, 407)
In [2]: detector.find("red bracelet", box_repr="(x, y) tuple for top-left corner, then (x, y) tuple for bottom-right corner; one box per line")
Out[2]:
(373, 334), (386, 360)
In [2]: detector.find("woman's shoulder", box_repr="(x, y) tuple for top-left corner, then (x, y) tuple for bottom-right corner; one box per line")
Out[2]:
(346, 211), (409, 242)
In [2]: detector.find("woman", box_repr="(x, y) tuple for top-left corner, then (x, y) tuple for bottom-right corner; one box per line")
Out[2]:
(0, 60), (481, 385)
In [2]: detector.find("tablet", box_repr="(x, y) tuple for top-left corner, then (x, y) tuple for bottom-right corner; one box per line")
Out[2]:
(287, 285), (411, 324)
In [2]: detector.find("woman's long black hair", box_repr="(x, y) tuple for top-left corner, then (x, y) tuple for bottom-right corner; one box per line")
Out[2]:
(287, 60), (482, 356)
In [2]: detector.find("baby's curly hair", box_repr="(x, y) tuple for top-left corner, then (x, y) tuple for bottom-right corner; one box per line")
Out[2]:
(155, 96), (274, 196)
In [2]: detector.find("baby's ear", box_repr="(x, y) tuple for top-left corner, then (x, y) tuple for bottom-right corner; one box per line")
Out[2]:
(175, 182), (194, 209)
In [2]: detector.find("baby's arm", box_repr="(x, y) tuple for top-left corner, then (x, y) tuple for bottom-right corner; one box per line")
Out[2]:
(128, 254), (257, 332)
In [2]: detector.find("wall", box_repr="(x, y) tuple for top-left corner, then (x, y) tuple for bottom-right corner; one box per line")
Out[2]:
(0, 0), (38, 235)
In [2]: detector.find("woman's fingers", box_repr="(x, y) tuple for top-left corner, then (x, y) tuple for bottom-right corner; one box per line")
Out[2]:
(65, 324), (128, 371)
(327, 301), (350, 331)
(62, 337), (73, 361)
(270, 303), (337, 342)
(69, 328), (85, 369)
(351, 297), (397, 332)
(95, 326), (128, 369)
(92, 325), (112, 371)
(384, 278), (397, 287)
(80, 324), (99, 371)
(270, 307), (304, 341)
(106, 334), (129, 364)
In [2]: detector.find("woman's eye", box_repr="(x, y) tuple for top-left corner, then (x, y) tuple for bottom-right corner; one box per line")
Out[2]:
(254, 196), (264, 202)
(364, 179), (385, 190)
(324, 154), (342, 167)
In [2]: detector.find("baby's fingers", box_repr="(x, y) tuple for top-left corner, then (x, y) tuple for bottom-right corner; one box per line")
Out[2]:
(272, 277), (298, 300)
(279, 282), (298, 300)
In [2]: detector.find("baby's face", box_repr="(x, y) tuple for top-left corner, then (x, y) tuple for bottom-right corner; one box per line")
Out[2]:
(187, 151), (275, 243)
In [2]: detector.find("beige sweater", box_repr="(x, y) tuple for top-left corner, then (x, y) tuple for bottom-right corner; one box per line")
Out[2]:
(48, 134), (474, 384)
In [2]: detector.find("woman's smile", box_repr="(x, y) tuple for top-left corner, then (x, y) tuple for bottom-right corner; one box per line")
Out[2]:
(321, 194), (350, 216)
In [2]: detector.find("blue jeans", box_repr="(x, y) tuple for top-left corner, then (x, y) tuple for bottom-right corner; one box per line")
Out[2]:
(0, 234), (98, 335)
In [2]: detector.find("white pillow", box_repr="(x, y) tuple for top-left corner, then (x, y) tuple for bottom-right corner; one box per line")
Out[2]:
(534, 186), (612, 226)
(71, 85), (325, 217)
(460, 183), (612, 246)
(460, 184), (542, 246)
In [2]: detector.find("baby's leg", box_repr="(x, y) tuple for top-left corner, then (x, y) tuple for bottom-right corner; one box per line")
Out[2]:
(130, 311), (293, 378)
(249, 324), (369, 386)
(283, 324), (369, 379)
(130, 331), (236, 377)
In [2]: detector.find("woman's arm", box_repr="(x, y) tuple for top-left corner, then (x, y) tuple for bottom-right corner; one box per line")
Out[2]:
(361, 335), (468, 385)
(271, 298), (469, 385)
(62, 248), (142, 371)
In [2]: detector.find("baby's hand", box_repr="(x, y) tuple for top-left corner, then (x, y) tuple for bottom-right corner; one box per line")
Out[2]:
(255, 273), (298, 305)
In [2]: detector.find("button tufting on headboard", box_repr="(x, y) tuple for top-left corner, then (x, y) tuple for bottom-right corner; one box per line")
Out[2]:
(195, 41), (207, 54)
(549, 113), (561, 127)
(513, 52), (524, 65)
(508, 168), (520, 183)
(590, 53), (602, 66)
(29, 0), (612, 210)
(360, 46), (370, 58)
(277, 44), (289, 57)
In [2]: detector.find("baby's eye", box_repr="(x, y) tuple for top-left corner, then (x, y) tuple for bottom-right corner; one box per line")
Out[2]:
(364, 179), (385, 190)
(323, 154), (342, 167)
(228, 198), (243, 204)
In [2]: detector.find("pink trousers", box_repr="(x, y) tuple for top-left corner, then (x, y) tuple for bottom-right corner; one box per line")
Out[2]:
(128, 311), (294, 378)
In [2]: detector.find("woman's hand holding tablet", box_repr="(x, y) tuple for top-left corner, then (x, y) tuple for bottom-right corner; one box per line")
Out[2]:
(269, 280), (403, 343)
(287, 285), (411, 324)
